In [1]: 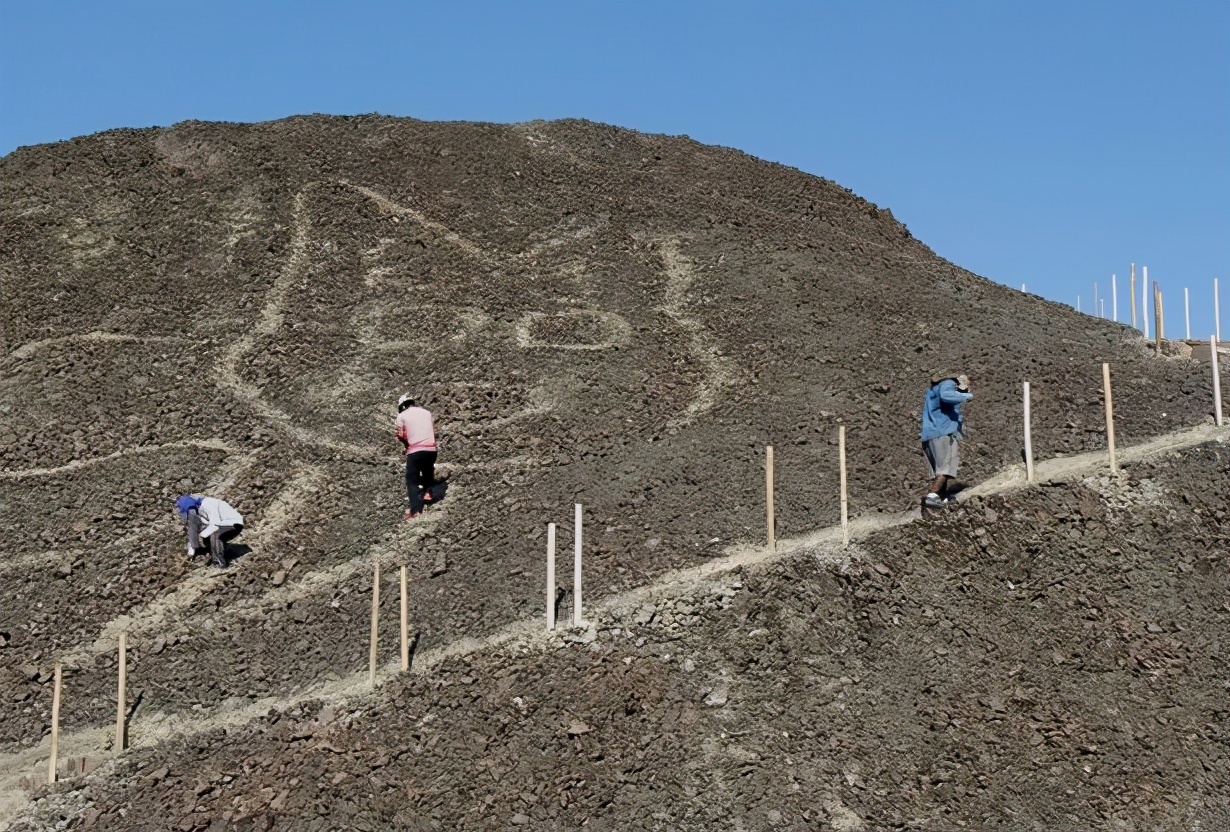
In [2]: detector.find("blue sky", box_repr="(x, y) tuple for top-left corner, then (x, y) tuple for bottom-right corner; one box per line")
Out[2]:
(2, 0), (1227, 338)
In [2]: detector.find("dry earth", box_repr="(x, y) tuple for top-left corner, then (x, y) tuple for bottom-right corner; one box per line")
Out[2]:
(1, 116), (1227, 829)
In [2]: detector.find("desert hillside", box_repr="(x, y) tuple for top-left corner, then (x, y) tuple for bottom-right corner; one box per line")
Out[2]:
(1, 116), (1226, 829)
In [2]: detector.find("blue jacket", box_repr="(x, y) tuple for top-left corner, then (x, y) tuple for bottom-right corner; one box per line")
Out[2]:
(921, 379), (972, 441)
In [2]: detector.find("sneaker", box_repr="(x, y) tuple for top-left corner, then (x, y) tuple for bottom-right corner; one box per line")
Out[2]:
(923, 493), (945, 508)
(941, 496), (959, 507)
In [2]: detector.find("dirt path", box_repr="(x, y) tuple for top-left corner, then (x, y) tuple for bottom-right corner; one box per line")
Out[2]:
(3, 421), (1222, 819)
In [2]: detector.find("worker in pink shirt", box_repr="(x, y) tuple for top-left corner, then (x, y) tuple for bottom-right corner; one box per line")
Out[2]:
(395, 393), (438, 520)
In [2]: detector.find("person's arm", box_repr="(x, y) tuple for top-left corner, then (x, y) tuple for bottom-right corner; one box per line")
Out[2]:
(186, 510), (202, 553)
(939, 380), (972, 404)
(395, 417), (408, 450)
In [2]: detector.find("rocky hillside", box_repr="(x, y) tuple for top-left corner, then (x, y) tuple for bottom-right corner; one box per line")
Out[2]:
(1, 116), (1225, 828)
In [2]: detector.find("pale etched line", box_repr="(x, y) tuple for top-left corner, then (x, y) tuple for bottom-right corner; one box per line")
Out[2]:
(656, 238), (741, 428)
(340, 180), (498, 267)
(3, 423), (1225, 818)
(0, 438), (236, 480)
(2, 331), (189, 364)
(68, 463), (328, 664)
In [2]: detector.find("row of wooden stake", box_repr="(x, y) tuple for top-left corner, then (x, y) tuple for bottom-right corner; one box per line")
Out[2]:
(40, 354), (1227, 787)
(760, 356), (1225, 549)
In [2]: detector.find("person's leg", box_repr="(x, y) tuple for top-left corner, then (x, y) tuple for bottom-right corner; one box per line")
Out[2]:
(419, 451), (438, 502)
(405, 454), (418, 514)
(407, 451), (426, 515)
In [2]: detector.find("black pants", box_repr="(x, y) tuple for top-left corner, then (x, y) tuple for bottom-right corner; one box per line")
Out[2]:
(405, 450), (437, 514)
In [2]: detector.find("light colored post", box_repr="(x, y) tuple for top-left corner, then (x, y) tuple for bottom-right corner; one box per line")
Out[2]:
(765, 446), (775, 551)
(1112, 273), (1118, 322)
(399, 565), (409, 672)
(1185, 288), (1191, 340)
(838, 426), (849, 546)
(48, 662), (62, 784)
(1021, 283), (1025, 292)
(1130, 263), (1137, 328)
(1102, 363), (1118, 473)
(545, 523), (556, 631)
(1100, 299), (1105, 319)
(1023, 382), (1035, 483)
(1155, 282), (1163, 353)
(1077, 295), (1081, 314)
(1212, 334), (1223, 427)
(1216, 278), (1221, 341)
(115, 632), (127, 753)
(573, 503), (583, 626)
(368, 561), (379, 688)
(1142, 267), (1149, 338)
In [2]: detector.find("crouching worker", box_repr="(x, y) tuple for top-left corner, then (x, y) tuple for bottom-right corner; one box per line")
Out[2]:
(921, 370), (972, 509)
(175, 495), (243, 568)
(395, 393), (438, 521)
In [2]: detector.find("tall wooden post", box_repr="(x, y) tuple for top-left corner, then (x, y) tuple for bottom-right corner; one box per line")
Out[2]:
(1185, 288), (1191, 340)
(1130, 263), (1137, 328)
(545, 523), (556, 631)
(1212, 334), (1224, 428)
(838, 426), (849, 546)
(1154, 282), (1163, 353)
(1112, 273), (1118, 322)
(765, 446), (775, 551)
(573, 504), (583, 626)
(115, 632), (127, 753)
(1142, 267), (1149, 338)
(48, 662), (62, 784)
(399, 565), (409, 672)
(1102, 363), (1118, 473)
(368, 561), (380, 688)
(1023, 382), (1035, 483)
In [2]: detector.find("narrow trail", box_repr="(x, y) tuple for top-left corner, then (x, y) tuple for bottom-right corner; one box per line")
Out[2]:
(3, 422), (1223, 819)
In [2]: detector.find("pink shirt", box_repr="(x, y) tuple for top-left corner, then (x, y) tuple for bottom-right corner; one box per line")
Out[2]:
(395, 407), (436, 454)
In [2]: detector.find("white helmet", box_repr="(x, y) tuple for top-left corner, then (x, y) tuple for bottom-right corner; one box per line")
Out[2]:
(397, 393), (415, 412)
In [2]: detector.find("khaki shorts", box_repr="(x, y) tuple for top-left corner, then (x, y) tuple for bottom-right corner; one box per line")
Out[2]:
(924, 434), (960, 478)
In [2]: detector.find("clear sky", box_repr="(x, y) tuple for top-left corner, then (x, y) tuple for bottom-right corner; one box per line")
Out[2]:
(2, 0), (1227, 338)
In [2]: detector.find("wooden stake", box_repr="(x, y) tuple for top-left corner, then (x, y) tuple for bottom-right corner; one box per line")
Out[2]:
(546, 523), (556, 631)
(1112, 273), (1118, 322)
(1185, 288), (1191, 340)
(573, 504), (583, 626)
(48, 662), (62, 784)
(115, 632), (127, 753)
(839, 426), (849, 546)
(368, 561), (380, 688)
(1154, 282), (1163, 353)
(1142, 267), (1149, 338)
(1102, 363), (1118, 473)
(1130, 263), (1137, 328)
(1023, 382), (1035, 483)
(1212, 334), (1223, 428)
(399, 565), (409, 672)
(765, 446), (775, 551)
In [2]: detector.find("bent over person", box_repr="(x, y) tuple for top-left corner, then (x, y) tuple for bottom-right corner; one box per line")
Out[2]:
(920, 370), (972, 508)
(175, 494), (243, 568)
(395, 393), (437, 521)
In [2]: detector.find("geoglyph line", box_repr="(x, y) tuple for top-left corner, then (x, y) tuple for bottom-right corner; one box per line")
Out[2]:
(6, 421), (1222, 820)
(656, 237), (740, 428)
(0, 438), (237, 480)
(1, 331), (190, 364)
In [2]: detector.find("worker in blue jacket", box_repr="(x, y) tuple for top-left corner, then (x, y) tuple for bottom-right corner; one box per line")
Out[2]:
(921, 370), (972, 508)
